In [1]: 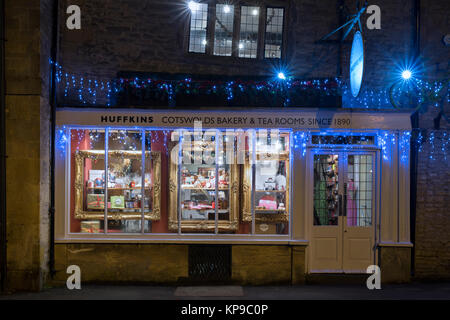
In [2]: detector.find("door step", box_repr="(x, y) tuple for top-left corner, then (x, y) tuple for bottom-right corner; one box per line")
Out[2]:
(306, 273), (368, 285)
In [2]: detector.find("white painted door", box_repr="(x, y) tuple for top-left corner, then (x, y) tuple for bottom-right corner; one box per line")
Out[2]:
(310, 152), (375, 273)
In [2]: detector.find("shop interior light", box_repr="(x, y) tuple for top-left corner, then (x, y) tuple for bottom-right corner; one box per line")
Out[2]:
(188, 1), (199, 12)
(238, 43), (244, 49)
(252, 9), (258, 15)
(223, 5), (230, 13)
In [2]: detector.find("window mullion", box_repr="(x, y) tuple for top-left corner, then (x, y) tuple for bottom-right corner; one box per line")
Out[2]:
(257, 5), (266, 59)
(215, 130), (219, 234)
(231, 4), (240, 57)
(206, 2), (216, 55)
(251, 130), (256, 235)
(141, 129), (146, 234)
(104, 128), (109, 234)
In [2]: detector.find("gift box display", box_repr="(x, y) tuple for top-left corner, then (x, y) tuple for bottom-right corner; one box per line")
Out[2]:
(110, 195), (125, 209)
(87, 194), (105, 209)
(259, 198), (278, 210)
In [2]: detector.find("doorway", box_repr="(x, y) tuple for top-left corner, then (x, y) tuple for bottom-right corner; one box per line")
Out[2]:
(309, 151), (376, 273)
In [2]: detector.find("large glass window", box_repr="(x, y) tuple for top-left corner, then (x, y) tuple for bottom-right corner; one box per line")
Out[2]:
(188, 2), (208, 53)
(69, 128), (167, 234)
(169, 130), (242, 234)
(187, 2), (285, 59)
(242, 130), (290, 234)
(67, 127), (290, 237)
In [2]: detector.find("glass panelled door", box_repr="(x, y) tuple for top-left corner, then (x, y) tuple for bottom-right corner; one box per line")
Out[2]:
(310, 152), (375, 273)
(343, 154), (374, 272)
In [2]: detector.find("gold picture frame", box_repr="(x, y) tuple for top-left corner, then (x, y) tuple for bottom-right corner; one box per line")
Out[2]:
(168, 142), (239, 232)
(74, 150), (161, 220)
(242, 151), (290, 223)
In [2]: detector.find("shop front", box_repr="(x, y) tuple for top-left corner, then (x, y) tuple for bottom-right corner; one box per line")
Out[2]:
(53, 108), (413, 284)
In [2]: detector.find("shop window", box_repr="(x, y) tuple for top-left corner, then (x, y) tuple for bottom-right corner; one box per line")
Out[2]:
(214, 4), (234, 56)
(187, 2), (285, 59)
(169, 130), (242, 233)
(67, 128), (290, 238)
(188, 2), (208, 53)
(264, 8), (284, 58)
(242, 130), (290, 234)
(69, 129), (166, 234)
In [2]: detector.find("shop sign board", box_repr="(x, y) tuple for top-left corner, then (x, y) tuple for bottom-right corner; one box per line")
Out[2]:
(56, 108), (412, 130)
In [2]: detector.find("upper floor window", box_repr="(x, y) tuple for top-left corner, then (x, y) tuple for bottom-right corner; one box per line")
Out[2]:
(188, 2), (208, 53)
(187, 1), (285, 59)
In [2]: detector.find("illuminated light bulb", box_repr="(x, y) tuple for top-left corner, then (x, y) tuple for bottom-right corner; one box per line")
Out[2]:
(252, 9), (258, 15)
(223, 5), (230, 13)
(238, 43), (244, 49)
(202, 39), (207, 45)
(188, 1), (199, 12)
(402, 70), (412, 80)
(277, 72), (286, 80)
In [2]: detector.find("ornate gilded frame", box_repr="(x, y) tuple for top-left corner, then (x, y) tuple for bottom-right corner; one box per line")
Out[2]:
(242, 151), (290, 223)
(74, 150), (161, 220)
(168, 141), (239, 232)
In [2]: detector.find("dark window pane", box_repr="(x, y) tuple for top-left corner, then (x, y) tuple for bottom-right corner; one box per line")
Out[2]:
(189, 3), (208, 53)
(214, 4), (234, 56)
(264, 8), (284, 58)
(239, 6), (259, 58)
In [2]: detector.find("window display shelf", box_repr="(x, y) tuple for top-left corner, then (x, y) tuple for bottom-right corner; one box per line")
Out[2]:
(87, 187), (152, 190)
(180, 187), (230, 191)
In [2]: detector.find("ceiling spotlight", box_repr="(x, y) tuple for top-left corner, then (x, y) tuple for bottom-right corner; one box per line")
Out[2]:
(401, 70), (412, 80)
(252, 9), (258, 15)
(202, 39), (207, 45)
(223, 5), (230, 13)
(188, 1), (199, 12)
(239, 43), (244, 49)
(277, 72), (286, 80)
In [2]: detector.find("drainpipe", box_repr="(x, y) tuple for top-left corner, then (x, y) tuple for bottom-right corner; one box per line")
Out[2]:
(49, 0), (59, 278)
(410, 0), (420, 278)
(0, 0), (7, 293)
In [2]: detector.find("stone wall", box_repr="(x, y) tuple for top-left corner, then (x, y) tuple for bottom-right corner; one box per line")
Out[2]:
(5, 0), (43, 291)
(4, 0), (53, 291)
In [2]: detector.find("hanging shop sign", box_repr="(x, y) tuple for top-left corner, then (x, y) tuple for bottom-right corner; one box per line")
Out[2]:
(56, 108), (412, 130)
(350, 31), (364, 98)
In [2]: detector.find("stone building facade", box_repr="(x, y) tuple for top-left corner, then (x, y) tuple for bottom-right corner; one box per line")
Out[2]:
(1, 0), (449, 291)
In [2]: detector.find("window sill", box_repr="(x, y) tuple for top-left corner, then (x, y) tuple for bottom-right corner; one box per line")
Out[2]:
(56, 235), (309, 246)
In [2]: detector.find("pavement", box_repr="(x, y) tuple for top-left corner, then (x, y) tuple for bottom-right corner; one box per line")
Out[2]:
(1, 282), (450, 300)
